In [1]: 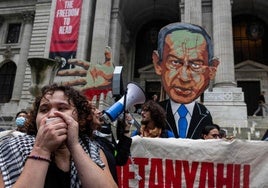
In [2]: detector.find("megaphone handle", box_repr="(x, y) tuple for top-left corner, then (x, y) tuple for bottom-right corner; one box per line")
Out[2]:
(118, 88), (128, 139)
(123, 88), (128, 115)
(122, 87), (128, 125)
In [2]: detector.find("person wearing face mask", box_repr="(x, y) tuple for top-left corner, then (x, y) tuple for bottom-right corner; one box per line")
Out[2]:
(0, 110), (28, 143)
(15, 110), (28, 133)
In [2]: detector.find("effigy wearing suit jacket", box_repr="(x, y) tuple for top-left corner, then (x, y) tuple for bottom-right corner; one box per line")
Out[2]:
(159, 100), (213, 139)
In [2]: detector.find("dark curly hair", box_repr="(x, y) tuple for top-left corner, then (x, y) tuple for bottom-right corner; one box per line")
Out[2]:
(15, 110), (28, 118)
(25, 84), (93, 136)
(201, 124), (220, 139)
(141, 100), (167, 129)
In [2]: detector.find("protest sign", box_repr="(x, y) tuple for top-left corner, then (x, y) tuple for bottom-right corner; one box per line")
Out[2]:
(117, 136), (268, 188)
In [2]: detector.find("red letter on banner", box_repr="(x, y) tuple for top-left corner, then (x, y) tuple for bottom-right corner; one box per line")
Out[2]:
(165, 159), (182, 188)
(149, 158), (163, 187)
(233, 164), (241, 188)
(135, 158), (149, 188)
(183, 161), (199, 187)
(216, 163), (233, 187)
(199, 162), (214, 188)
(243, 165), (250, 188)
(120, 160), (134, 187)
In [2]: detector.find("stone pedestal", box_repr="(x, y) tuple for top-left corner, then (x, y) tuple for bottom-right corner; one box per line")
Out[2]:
(203, 87), (248, 128)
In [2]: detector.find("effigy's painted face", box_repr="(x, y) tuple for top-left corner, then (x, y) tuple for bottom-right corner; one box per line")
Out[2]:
(153, 30), (219, 104)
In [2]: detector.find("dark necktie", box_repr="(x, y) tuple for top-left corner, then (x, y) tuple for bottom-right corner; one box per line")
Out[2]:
(178, 104), (188, 138)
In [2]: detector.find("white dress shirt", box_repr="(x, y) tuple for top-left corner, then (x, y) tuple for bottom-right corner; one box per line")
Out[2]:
(170, 100), (195, 136)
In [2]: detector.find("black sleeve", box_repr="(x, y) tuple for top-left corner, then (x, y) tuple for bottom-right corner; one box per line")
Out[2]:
(115, 135), (132, 166)
(258, 95), (265, 103)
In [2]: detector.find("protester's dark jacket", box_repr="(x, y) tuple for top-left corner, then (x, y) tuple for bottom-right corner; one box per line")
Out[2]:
(95, 134), (132, 184)
(159, 100), (213, 139)
(258, 94), (265, 103)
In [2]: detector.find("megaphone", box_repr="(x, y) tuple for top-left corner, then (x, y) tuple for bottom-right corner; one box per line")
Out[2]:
(102, 82), (146, 124)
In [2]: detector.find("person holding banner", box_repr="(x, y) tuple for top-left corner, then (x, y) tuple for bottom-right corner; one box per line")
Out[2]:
(201, 124), (221, 139)
(152, 22), (220, 139)
(0, 84), (117, 188)
(132, 100), (175, 138)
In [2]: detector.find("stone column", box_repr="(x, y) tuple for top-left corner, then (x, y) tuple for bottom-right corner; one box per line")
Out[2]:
(76, 0), (94, 59)
(204, 0), (247, 128)
(12, 11), (34, 101)
(212, 0), (235, 87)
(183, 0), (202, 25)
(109, 0), (122, 66)
(90, 0), (112, 64)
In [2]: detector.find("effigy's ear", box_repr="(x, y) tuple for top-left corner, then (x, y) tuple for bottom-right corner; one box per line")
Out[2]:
(152, 50), (162, 75)
(209, 58), (220, 79)
(104, 46), (112, 62)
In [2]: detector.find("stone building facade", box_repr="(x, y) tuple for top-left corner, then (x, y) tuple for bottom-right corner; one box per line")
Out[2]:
(0, 0), (268, 138)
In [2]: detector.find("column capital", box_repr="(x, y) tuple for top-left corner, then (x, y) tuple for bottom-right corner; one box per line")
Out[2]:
(3, 45), (14, 60)
(22, 11), (35, 23)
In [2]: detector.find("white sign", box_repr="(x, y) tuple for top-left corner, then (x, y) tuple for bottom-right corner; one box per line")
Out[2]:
(117, 136), (268, 188)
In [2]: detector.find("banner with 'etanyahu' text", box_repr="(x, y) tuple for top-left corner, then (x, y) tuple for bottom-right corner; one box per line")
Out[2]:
(117, 136), (268, 188)
(49, 0), (82, 69)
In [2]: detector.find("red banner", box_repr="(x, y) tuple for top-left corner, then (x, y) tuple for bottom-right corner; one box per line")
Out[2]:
(50, 0), (82, 52)
(49, 0), (82, 69)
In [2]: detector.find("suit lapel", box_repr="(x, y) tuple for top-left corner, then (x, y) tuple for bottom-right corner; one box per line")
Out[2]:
(161, 100), (178, 138)
(167, 102), (178, 137)
(187, 103), (207, 138)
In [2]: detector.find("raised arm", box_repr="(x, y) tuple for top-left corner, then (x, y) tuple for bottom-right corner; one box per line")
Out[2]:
(58, 109), (117, 188)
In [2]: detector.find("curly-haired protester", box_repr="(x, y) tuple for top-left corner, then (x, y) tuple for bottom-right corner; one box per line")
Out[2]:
(0, 84), (117, 188)
(132, 100), (175, 138)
